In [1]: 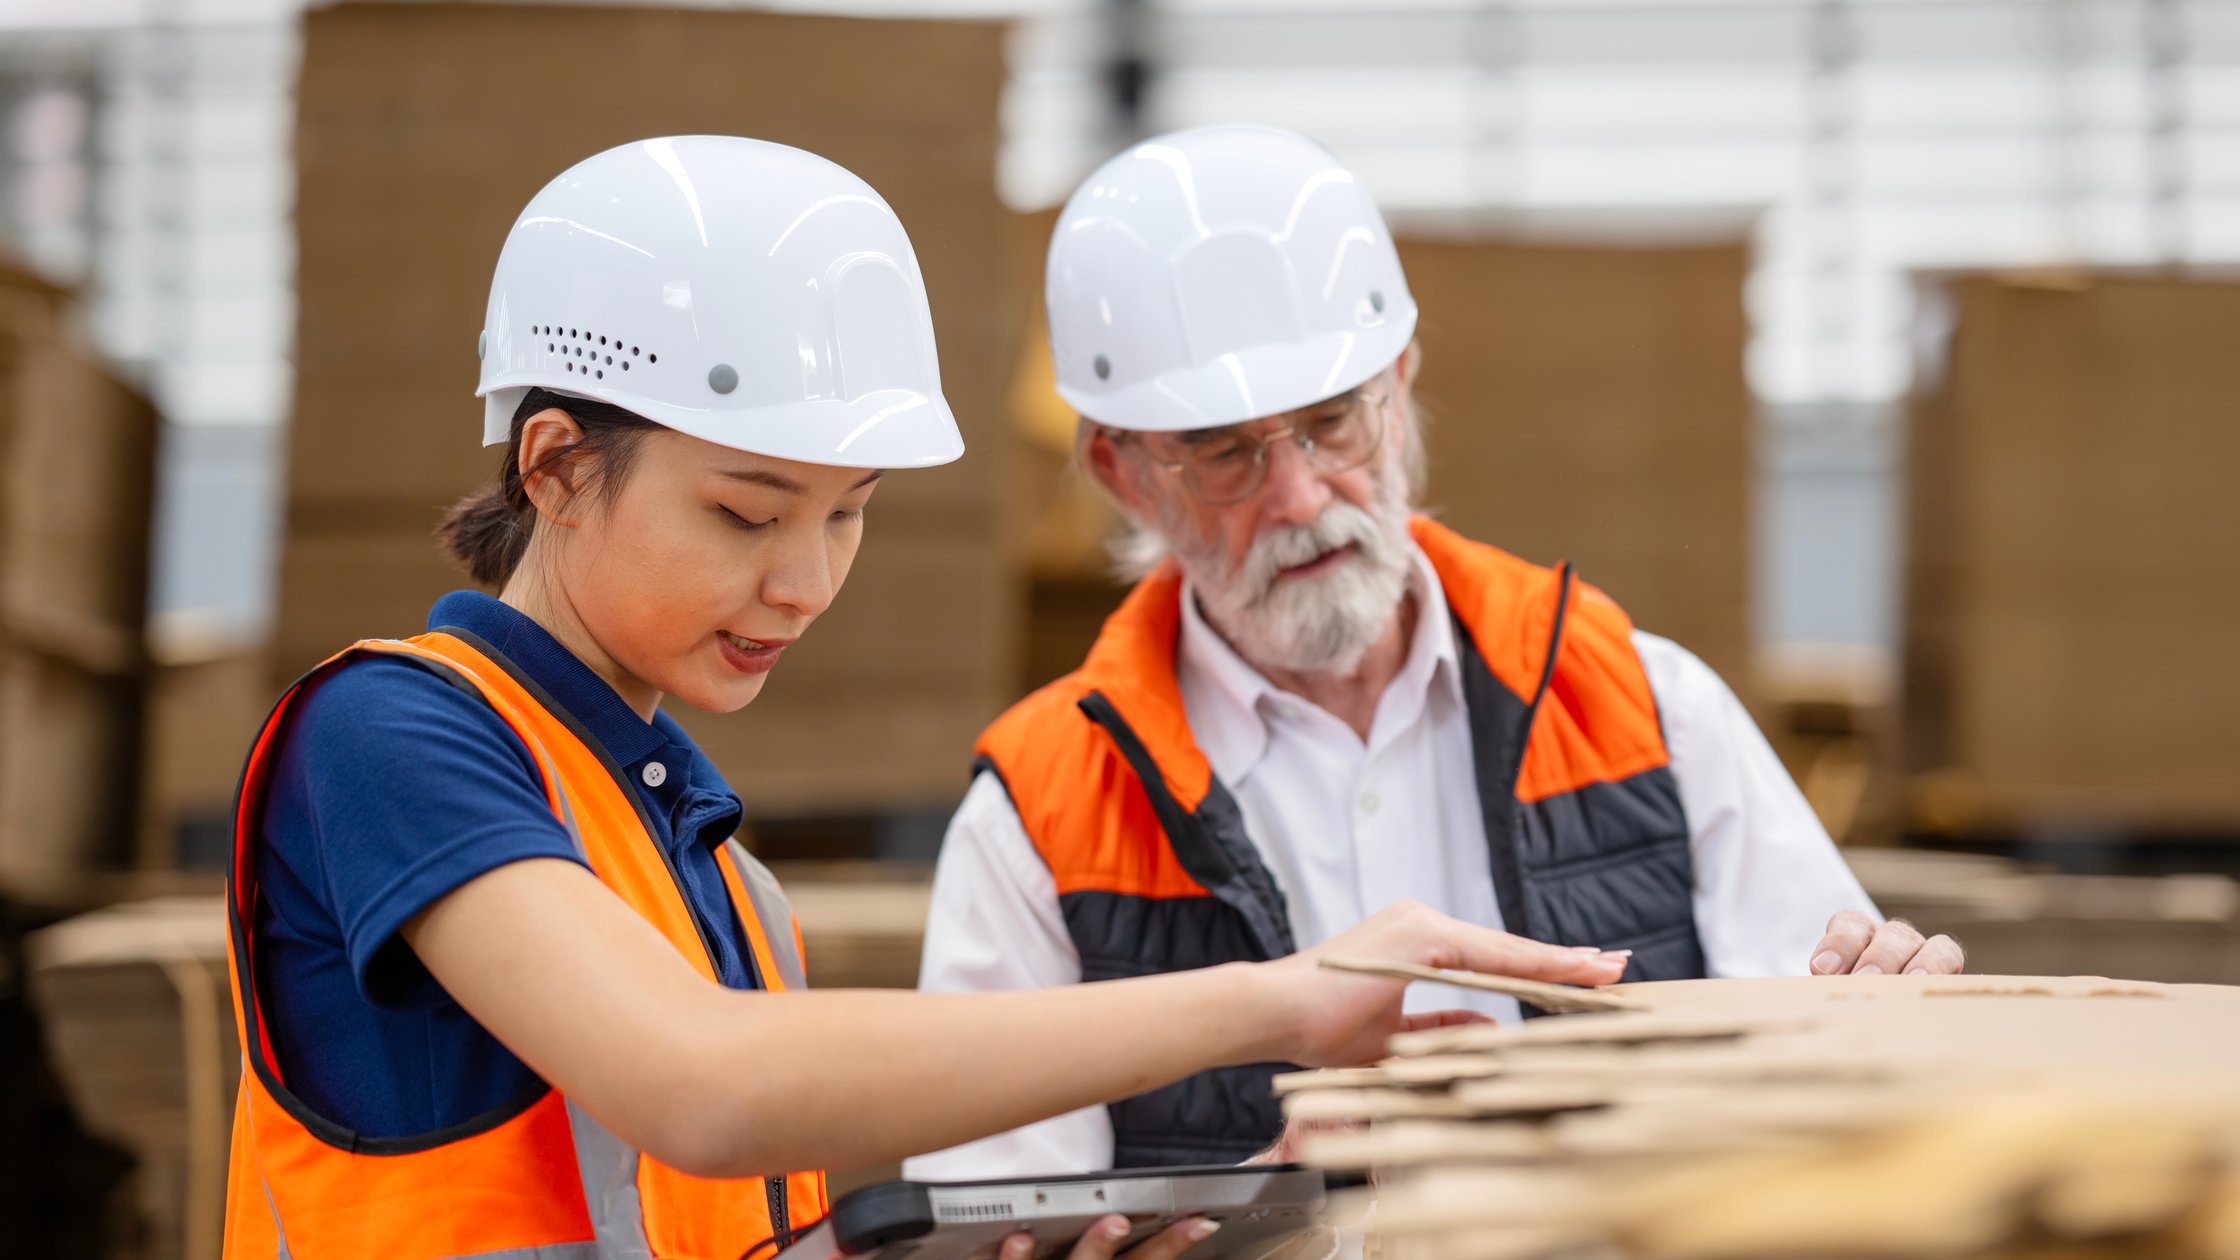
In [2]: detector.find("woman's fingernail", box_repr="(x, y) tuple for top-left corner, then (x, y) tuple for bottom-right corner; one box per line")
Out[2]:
(1188, 1221), (1223, 1243)
(1812, 951), (1841, 974)
(1599, 949), (1633, 960)
(1103, 1220), (1130, 1241)
(1570, 945), (1606, 954)
(1855, 963), (1884, 976)
(1004, 1237), (1028, 1260)
(1906, 966), (1929, 976)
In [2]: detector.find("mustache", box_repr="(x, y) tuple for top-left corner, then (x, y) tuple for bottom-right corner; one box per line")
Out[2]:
(1234, 503), (1387, 604)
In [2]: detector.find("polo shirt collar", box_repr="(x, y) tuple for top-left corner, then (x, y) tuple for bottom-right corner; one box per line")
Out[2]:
(1176, 543), (1461, 787)
(427, 590), (669, 770)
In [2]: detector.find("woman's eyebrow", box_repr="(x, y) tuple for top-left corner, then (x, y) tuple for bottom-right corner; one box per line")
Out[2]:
(718, 469), (807, 493)
(718, 468), (886, 492)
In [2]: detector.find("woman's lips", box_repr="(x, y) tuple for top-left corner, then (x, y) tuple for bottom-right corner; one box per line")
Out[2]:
(717, 629), (790, 675)
(1277, 541), (1359, 581)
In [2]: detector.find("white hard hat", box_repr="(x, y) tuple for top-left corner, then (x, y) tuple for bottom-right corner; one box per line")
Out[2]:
(1045, 125), (1417, 433)
(477, 136), (962, 468)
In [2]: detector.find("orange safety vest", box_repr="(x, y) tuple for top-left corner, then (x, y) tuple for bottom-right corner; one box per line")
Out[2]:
(974, 516), (1702, 1166)
(222, 630), (829, 1259)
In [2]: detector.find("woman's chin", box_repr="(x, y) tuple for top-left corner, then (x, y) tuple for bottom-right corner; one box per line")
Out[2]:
(671, 669), (770, 715)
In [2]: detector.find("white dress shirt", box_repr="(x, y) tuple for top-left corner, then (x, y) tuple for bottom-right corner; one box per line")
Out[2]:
(903, 545), (1873, 1180)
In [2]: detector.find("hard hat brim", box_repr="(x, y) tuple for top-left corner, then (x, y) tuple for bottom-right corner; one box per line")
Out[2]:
(1057, 307), (1417, 433)
(479, 381), (964, 469)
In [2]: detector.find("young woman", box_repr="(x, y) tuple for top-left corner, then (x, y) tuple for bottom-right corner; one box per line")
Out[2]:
(221, 137), (1627, 1260)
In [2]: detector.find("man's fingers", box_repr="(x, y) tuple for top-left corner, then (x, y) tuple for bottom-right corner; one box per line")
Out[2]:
(1903, 934), (1967, 976)
(1123, 1219), (1220, 1260)
(1851, 919), (1927, 976)
(1061, 1216), (1133, 1260)
(1810, 910), (1877, 975)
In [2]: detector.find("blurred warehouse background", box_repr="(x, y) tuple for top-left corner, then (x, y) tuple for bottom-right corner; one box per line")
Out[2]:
(1, 1), (2238, 1255)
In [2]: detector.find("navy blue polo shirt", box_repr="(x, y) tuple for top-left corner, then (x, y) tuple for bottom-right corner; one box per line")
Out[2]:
(253, 591), (759, 1138)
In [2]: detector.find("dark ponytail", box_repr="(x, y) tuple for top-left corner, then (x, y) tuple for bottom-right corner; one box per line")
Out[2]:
(439, 387), (663, 587)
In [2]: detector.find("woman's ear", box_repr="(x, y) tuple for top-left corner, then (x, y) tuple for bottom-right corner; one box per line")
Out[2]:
(517, 407), (587, 522)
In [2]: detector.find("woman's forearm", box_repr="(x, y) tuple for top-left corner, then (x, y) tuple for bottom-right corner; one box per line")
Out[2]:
(410, 860), (1300, 1178)
(667, 967), (1292, 1177)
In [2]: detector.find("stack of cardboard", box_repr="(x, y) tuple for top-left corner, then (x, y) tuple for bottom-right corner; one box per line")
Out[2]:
(1401, 232), (1756, 698)
(0, 260), (160, 895)
(1904, 271), (2240, 837)
(1005, 226), (1758, 700)
(1287, 967), (2240, 1259)
(282, 3), (1020, 816)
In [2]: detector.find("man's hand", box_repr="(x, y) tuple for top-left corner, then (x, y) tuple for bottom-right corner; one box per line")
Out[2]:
(1809, 911), (1965, 976)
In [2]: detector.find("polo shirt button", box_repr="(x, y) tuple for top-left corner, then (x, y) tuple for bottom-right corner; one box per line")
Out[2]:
(641, 761), (668, 788)
(1359, 791), (1381, 815)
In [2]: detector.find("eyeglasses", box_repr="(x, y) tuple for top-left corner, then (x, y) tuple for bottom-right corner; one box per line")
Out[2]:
(1135, 388), (1389, 506)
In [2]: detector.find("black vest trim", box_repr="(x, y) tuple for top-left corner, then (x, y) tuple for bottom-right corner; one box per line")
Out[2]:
(1077, 692), (1294, 960)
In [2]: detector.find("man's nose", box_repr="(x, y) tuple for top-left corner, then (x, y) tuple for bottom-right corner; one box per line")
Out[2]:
(1255, 433), (1331, 527)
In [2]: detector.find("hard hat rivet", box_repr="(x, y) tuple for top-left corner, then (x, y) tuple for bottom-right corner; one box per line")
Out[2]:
(477, 331), (487, 360)
(1093, 353), (1111, 381)
(708, 364), (739, 395)
(1368, 289), (1386, 314)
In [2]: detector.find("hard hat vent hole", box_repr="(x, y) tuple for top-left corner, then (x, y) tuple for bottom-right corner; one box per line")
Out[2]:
(600, 336), (608, 346)
(1369, 289), (1385, 314)
(596, 370), (604, 380)
(1093, 354), (1112, 381)
(649, 353), (658, 363)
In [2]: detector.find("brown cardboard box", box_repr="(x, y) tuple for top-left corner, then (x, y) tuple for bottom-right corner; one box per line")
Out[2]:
(280, 4), (1020, 816)
(138, 649), (275, 870)
(0, 327), (160, 674)
(0, 307), (158, 889)
(28, 897), (235, 1260)
(1904, 272), (2240, 834)
(1399, 234), (1754, 692)
(0, 651), (145, 888)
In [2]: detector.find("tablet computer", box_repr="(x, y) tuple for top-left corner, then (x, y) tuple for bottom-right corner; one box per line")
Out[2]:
(770, 1165), (1331, 1260)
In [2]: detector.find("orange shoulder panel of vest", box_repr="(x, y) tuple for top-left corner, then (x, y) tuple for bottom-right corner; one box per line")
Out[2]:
(978, 567), (1221, 903)
(977, 677), (1218, 902)
(1411, 519), (1672, 804)
(1513, 580), (1672, 803)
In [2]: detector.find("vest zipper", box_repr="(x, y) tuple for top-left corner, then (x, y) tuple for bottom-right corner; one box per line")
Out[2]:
(767, 1174), (790, 1244)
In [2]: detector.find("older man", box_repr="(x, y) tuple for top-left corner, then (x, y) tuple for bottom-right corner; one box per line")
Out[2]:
(906, 125), (1960, 1179)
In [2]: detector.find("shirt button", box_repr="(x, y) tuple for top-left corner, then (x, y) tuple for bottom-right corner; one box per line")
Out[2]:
(1359, 791), (1381, 815)
(641, 761), (668, 788)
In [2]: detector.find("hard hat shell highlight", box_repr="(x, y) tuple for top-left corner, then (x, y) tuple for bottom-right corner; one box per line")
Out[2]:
(477, 136), (963, 468)
(1045, 124), (1418, 433)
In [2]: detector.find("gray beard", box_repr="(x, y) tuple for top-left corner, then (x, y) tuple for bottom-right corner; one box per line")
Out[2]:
(1167, 462), (1415, 678)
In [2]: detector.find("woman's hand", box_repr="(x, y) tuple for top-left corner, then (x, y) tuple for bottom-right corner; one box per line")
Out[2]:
(1253, 901), (1631, 1068)
(998, 1215), (1218, 1260)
